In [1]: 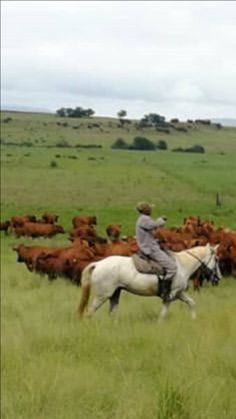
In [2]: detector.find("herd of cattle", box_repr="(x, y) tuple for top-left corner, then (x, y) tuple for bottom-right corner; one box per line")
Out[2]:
(1, 212), (236, 289)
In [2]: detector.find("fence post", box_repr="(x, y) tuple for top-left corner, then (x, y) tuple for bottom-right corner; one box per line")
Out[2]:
(216, 192), (221, 207)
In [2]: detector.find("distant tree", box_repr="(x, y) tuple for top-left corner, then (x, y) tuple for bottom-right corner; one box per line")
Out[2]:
(72, 107), (83, 117)
(142, 113), (166, 127)
(185, 144), (205, 153)
(85, 108), (95, 117)
(56, 108), (67, 117)
(117, 110), (127, 126)
(50, 160), (58, 168)
(156, 140), (168, 150)
(117, 110), (127, 119)
(112, 138), (128, 149)
(172, 144), (205, 153)
(56, 106), (95, 118)
(131, 136), (155, 150)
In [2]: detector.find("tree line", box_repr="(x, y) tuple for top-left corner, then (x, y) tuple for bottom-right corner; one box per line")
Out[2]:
(56, 107), (95, 118)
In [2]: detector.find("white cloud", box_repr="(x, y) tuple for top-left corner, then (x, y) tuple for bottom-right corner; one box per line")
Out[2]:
(1, 1), (236, 119)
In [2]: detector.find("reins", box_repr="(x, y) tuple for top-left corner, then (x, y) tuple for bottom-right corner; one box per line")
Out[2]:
(186, 249), (214, 268)
(186, 249), (220, 281)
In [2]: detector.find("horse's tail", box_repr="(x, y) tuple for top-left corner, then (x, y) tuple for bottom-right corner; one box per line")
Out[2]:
(78, 262), (96, 318)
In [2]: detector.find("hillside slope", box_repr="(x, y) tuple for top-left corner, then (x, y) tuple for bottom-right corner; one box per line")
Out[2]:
(1, 111), (236, 153)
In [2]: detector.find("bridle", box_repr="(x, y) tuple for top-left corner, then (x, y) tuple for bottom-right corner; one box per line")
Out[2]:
(186, 249), (221, 285)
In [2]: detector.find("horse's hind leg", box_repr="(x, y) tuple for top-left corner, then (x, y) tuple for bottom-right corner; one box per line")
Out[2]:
(109, 288), (121, 318)
(179, 291), (196, 319)
(87, 295), (108, 317)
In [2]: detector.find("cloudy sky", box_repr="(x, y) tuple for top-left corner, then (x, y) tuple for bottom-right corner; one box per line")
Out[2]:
(2, 1), (236, 119)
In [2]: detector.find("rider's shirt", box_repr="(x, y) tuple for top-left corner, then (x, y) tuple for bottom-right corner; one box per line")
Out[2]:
(135, 214), (166, 256)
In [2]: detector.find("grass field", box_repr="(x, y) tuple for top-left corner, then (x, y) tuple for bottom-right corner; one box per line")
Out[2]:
(1, 111), (236, 418)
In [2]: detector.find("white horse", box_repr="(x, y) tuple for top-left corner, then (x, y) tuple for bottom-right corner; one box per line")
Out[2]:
(78, 244), (221, 320)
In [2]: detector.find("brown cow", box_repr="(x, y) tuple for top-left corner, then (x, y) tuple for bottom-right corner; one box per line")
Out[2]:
(0, 220), (11, 234)
(13, 243), (61, 271)
(41, 212), (59, 224)
(69, 225), (97, 240)
(182, 215), (201, 235)
(14, 222), (65, 238)
(106, 224), (122, 242)
(36, 242), (95, 283)
(69, 225), (107, 245)
(11, 214), (37, 228)
(72, 215), (97, 228)
(93, 237), (139, 258)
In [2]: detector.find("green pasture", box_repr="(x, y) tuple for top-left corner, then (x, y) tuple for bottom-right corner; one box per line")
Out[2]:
(1, 144), (236, 231)
(1, 111), (236, 418)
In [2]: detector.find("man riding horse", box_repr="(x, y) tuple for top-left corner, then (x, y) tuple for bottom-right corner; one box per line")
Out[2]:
(135, 202), (177, 302)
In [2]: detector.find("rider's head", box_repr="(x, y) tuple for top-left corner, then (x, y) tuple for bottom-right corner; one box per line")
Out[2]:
(136, 202), (154, 216)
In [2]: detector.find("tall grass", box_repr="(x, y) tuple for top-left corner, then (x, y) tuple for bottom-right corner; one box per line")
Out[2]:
(2, 253), (236, 418)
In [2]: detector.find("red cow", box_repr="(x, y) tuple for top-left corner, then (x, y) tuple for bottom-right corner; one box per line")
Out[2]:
(94, 237), (139, 258)
(13, 243), (62, 271)
(14, 222), (65, 238)
(41, 212), (59, 224)
(106, 224), (122, 242)
(0, 220), (11, 234)
(36, 242), (95, 283)
(69, 225), (98, 241)
(11, 214), (37, 228)
(72, 215), (97, 228)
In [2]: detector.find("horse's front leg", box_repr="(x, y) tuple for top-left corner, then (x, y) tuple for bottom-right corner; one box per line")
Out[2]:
(158, 301), (171, 321)
(178, 291), (196, 319)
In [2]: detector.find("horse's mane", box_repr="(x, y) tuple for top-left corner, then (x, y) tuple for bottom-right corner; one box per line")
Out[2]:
(169, 244), (212, 263)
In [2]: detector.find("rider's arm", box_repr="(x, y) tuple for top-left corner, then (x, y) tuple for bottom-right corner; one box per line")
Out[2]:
(141, 216), (166, 231)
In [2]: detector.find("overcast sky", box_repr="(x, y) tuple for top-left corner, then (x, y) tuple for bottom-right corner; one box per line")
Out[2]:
(2, 1), (236, 119)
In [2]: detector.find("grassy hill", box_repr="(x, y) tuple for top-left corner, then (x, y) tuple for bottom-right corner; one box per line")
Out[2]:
(1, 111), (236, 229)
(1, 110), (236, 152)
(1, 111), (236, 419)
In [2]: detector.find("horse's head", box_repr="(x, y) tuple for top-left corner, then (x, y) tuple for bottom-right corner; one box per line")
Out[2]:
(203, 244), (222, 286)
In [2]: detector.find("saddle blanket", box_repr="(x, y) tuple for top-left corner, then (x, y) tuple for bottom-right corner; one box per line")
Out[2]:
(132, 252), (165, 275)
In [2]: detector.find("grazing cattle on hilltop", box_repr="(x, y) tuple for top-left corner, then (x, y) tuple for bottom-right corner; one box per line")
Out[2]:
(106, 224), (122, 242)
(14, 222), (65, 238)
(72, 215), (97, 228)
(0, 220), (11, 235)
(41, 212), (59, 224)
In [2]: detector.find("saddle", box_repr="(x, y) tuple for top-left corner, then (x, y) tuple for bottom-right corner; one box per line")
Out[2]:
(132, 252), (165, 275)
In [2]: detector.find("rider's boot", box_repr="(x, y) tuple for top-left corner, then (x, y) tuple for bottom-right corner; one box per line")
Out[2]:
(157, 277), (163, 297)
(161, 280), (172, 302)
